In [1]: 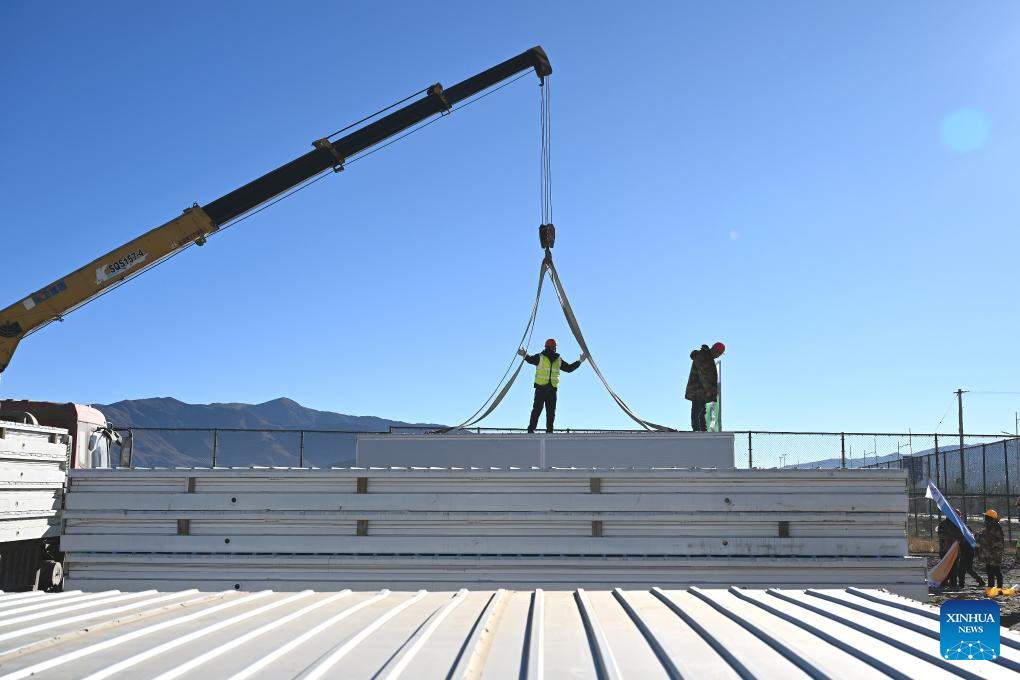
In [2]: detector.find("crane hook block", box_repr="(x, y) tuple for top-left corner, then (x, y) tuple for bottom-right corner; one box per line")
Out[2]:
(539, 223), (556, 249)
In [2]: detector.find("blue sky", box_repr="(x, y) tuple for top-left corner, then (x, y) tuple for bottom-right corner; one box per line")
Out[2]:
(2, 2), (1018, 435)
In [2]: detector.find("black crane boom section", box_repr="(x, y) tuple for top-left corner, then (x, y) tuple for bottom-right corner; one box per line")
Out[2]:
(202, 46), (552, 225)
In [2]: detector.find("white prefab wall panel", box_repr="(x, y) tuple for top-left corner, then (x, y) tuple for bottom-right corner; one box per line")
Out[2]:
(0, 421), (68, 543)
(62, 467), (925, 598)
(356, 432), (736, 468)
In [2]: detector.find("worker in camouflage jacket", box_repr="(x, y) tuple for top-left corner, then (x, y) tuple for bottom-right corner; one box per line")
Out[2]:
(977, 509), (1005, 588)
(685, 342), (724, 431)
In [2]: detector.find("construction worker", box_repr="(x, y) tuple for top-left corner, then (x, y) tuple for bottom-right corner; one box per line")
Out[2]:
(685, 342), (725, 431)
(954, 507), (984, 588)
(977, 509), (1005, 589)
(937, 513), (963, 589)
(518, 339), (585, 433)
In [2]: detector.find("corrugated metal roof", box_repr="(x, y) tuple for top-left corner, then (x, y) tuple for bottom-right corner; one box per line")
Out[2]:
(1, 587), (1017, 679)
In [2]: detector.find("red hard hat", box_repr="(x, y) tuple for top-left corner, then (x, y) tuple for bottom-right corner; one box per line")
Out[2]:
(712, 342), (726, 354)
(545, 338), (557, 348)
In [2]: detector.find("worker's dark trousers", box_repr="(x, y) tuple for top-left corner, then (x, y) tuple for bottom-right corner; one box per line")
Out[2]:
(986, 565), (1004, 588)
(957, 547), (983, 587)
(528, 386), (557, 433)
(690, 400), (707, 431)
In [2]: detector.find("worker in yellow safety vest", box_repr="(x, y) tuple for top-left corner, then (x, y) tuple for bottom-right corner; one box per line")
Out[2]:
(517, 338), (586, 433)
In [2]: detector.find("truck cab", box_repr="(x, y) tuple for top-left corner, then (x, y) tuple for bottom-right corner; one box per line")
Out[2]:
(0, 400), (130, 469)
(0, 400), (130, 591)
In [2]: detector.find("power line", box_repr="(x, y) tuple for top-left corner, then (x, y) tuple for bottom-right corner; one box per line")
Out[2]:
(932, 395), (955, 433)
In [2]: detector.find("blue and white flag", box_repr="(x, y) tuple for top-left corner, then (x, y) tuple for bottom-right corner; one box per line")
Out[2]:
(926, 480), (976, 548)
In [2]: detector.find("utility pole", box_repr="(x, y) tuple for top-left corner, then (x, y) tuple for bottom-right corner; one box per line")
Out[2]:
(957, 389), (966, 520)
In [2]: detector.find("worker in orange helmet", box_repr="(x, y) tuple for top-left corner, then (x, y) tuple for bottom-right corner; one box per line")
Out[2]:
(518, 338), (586, 433)
(977, 509), (1005, 589)
(685, 342), (725, 431)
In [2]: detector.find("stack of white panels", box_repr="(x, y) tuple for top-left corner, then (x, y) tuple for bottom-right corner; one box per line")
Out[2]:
(0, 421), (67, 544)
(356, 431), (736, 467)
(62, 467), (926, 598)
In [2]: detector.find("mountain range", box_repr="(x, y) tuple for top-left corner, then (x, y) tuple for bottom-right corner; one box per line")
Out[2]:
(95, 397), (439, 468)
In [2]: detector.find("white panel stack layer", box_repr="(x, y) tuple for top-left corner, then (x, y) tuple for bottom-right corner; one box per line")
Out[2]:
(0, 421), (68, 544)
(356, 432), (736, 468)
(62, 467), (925, 598)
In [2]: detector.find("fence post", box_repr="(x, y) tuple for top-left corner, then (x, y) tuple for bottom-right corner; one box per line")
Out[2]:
(960, 439), (967, 519)
(299, 431), (305, 468)
(747, 432), (753, 469)
(933, 434), (943, 523)
(840, 433), (846, 469)
(212, 429), (219, 468)
(981, 443), (987, 514)
(926, 454), (933, 538)
(1005, 439), (1012, 543)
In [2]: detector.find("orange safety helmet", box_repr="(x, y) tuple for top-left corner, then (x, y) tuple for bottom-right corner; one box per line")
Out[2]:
(984, 509), (999, 520)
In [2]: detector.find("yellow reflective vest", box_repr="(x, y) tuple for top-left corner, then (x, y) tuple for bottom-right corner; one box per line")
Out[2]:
(535, 354), (562, 387)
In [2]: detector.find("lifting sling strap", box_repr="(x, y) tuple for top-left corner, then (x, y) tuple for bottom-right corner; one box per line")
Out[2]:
(434, 258), (548, 433)
(544, 253), (673, 432)
(438, 251), (674, 433)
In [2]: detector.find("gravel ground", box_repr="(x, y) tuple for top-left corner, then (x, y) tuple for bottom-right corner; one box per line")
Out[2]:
(922, 552), (1020, 631)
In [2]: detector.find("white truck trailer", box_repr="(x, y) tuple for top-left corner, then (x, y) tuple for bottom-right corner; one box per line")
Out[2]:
(0, 401), (127, 591)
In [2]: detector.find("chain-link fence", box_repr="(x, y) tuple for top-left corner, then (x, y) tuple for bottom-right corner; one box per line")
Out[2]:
(115, 427), (382, 468)
(737, 431), (1020, 543)
(858, 436), (1020, 544)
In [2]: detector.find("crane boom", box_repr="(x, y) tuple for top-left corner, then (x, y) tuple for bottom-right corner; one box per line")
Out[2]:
(0, 47), (551, 373)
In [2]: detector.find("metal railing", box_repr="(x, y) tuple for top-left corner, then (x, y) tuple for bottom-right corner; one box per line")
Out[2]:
(113, 425), (1019, 542)
(114, 426), (388, 469)
(115, 426), (1013, 469)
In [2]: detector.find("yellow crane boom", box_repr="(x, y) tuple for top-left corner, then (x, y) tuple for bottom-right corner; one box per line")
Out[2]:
(0, 47), (551, 373)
